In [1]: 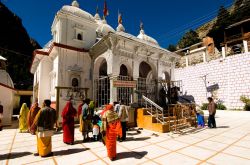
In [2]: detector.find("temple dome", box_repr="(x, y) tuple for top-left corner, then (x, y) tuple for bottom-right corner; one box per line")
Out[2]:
(0, 55), (14, 88)
(116, 23), (125, 32)
(60, 1), (95, 22)
(96, 17), (115, 36)
(137, 29), (159, 45)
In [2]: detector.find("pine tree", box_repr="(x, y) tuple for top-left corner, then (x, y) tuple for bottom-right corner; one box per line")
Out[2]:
(207, 6), (231, 50)
(177, 30), (201, 49)
(216, 6), (231, 27)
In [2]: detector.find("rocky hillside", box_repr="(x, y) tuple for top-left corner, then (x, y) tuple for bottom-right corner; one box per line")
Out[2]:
(196, 3), (236, 38)
(196, 19), (216, 39)
(196, 0), (250, 38)
(0, 2), (41, 89)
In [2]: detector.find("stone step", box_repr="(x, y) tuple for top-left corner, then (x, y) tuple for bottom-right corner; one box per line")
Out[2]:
(170, 123), (190, 131)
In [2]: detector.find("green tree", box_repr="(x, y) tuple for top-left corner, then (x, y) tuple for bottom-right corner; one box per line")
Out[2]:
(177, 30), (201, 49)
(167, 44), (177, 51)
(216, 6), (231, 26)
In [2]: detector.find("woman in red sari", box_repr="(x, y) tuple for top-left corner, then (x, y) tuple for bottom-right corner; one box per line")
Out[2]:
(62, 101), (77, 145)
(101, 104), (122, 161)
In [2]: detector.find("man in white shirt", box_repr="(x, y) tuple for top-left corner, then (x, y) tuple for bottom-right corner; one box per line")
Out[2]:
(114, 101), (120, 114)
(118, 100), (128, 141)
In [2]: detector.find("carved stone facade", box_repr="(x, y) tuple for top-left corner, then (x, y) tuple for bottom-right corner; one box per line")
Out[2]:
(30, 1), (180, 122)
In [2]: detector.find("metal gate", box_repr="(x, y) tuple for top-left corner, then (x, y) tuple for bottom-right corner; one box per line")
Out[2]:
(94, 76), (110, 107)
(116, 76), (133, 105)
(137, 77), (157, 103)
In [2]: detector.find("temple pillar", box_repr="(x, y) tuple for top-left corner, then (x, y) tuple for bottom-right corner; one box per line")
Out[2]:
(109, 74), (118, 103)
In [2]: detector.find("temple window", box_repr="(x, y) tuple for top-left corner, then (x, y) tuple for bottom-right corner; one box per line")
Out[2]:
(77, 33), (82, 40)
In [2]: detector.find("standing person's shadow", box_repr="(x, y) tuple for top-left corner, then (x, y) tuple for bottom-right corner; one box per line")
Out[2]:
(116, 151), (148, 160)
(0, 152), (32, 160)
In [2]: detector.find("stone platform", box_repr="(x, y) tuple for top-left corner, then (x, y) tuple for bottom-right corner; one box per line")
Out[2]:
(1, 110), (250, 165)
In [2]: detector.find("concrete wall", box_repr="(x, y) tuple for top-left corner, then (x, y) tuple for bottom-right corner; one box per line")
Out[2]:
(37, 57), (53, 106)
(57, 17), (97, 50)
(0, 86), (14, 125)
(174, 53), (250, 110)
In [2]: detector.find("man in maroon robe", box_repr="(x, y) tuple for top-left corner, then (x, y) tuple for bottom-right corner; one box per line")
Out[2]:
(62, 101), (77, 145)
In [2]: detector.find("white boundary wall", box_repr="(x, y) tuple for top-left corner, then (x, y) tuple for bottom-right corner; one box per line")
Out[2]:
(174, 53), (250, 109)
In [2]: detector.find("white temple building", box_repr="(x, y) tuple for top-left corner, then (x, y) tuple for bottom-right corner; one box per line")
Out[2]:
(0, 55), (15, 125)
(30, 1), (180, 122)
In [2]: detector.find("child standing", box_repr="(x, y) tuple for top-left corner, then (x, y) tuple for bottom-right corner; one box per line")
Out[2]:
(92, 114), (100, 141)
(196, 108), (205, 128)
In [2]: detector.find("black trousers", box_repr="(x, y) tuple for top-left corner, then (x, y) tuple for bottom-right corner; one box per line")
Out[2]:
(121, 121), (127, 140)
(208, 114), (216, 128)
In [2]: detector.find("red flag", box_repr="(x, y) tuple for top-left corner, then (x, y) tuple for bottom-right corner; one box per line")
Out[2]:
(103, 0), (109, 17)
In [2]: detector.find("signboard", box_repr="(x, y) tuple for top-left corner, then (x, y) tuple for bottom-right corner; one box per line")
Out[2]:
(113, 80), (137, 88)
(207, 84), (219, 92)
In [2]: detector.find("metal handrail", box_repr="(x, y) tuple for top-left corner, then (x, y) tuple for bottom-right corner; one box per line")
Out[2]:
(142, 95), (165, 124)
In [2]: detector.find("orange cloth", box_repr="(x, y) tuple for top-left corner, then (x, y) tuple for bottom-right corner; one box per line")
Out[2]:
(106, 120), (122, 159)
(101, 104), (112, 116)
(27, 103), (40, 134)
(36, 135), (52, 157)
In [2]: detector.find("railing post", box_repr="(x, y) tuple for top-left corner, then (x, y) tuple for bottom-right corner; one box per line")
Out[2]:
(222, 47), (226, 59)
(162, 109), (164, 123)
(151, 104), (152, 115)
(243, 40), (249, 53)
(156, 107), (158, 123)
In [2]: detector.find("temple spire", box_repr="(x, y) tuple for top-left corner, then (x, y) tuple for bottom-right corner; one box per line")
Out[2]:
(96, 5), (99, 13)
(140, 20), (144, 30)
(94, 4), (101, 20)
(116, 11), (125, 32)
(118, 10), (122, 24)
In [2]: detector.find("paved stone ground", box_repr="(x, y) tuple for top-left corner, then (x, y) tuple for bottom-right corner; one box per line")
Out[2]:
(1, 110), (250, 165)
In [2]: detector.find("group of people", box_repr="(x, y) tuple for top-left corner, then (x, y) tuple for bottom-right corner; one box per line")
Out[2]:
(16, 96), (216, 160)
(62, 99), (129, 161)
(195, 97), (217, 128)
(18, 100), (56, 157)
(17, 98), (129, 161)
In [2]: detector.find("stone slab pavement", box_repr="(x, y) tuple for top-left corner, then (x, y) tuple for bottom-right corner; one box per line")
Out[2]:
(1, 110), (250, 165)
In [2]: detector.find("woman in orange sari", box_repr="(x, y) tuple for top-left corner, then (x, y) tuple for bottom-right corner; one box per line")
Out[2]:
(27, 102), (40, 134)
(101, 104), (122, 161)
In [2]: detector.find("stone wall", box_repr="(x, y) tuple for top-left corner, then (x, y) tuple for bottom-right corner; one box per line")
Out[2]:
(174, 53), (250, 110)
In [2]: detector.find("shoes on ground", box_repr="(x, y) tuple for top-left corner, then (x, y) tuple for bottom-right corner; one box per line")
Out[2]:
(41, 152), (53, 158)
(33, 153), (39, 156)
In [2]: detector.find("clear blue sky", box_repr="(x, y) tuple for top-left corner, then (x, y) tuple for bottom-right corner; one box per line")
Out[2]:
(3, 0), (234, 48)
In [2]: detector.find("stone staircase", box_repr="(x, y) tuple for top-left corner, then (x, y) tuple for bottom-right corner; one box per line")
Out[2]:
(137, 103), (197, 133)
